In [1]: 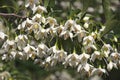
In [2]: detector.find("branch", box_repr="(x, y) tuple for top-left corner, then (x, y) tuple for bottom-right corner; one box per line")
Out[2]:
(0, 13), (27, 19)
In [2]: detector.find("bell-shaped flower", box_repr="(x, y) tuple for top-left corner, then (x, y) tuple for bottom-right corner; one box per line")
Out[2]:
(18, 18), (33, 31)
(77, 63), (93, 76)
(43, 56), (57, 68)
(0, 31), (7, 40)
(30, 22), (41, 33)
(63, 53), (79, 67)
(34, 28), (47, 40)
(101, 44), (113, 57)
(32, 14), (46, 24)
(56, 25), (64, 35)
(47, 44), (58, 55)
(15, 35), (28, 50)
(36, 43), (48, 58)
(46, 17), (57, 27)
(10, 50), (17, 59)
(32, 5), (47, 14)
(79, 53), (90, 64)
(64, 19), (76, 31)
(23, 44), (36, 60)
(91, 68), (107, 76)
(107, 61), (118, 71)
(110, 52), (120, 62)
(90, 51), (101, 62)
(74, 29), (87, 42)
(2, 40), (16, 51)
(83, 36), (96, 51)
(59, 30), (73, 40)
(53, 50), (67, 62)
(47, 27), (57, 37)
(83, 36), (95, 46)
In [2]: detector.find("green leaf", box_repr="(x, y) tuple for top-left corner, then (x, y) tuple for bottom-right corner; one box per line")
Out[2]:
(44, 0), (50, 7)
(102, 0), (112, 21)
(100, 19), (120, 37)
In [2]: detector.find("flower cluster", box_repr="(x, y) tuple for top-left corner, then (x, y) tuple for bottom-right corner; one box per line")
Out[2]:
(0, 0), (120, 78)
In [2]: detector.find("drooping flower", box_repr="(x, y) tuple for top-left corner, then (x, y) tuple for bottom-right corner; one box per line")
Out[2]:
(63, 53), (79, 67)
(17, 18), (33, 32)
(79, 53), (90, 64)
(34, 28), (48, 40)
(15, 35), (28, 50)
(23, 44), (36, 60)
(32, 14), (46, 24)
(32, 5), (47, 14)
(83, 36), (97, 51)
(110, 52), (120, 62)
(36, 43), (48, 58)
(101, 44), (113, 58)
(2, 40), (16, 51)
(91, 68), (107, 76)
(46, 17), (57, 27)
(0, 31), (7, 40)
(107, 61), (118, 71)
(74, 29), (87, 42)
(53, 50), (67, 62)
(59, 30), (73, 40)
(91, 51), (101, 62)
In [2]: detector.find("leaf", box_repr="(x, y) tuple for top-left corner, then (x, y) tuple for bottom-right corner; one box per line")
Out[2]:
(100, 19), (120, 37)
(44, 0), (50, 7)
(102, 0), (112, 21)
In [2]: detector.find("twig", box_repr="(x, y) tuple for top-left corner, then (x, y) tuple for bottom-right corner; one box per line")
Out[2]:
(0, 13), (27, 19)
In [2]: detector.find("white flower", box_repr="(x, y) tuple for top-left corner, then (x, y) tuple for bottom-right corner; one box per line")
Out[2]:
(83, 16), (90, 22)
(59, 30), (73, 40)
(23, 44), (36, 59)
(47, 27), (57, 37)
(73, 24), (82, 32)
(54, 50), (67, 62)
(91, 68), (107, 76)
(77, 63), (93, 74)
(101, 44), (113, 57)
(34, 28), (47, 40)
(10, 50), (17, 59)
(0, 31), (7, 40)
(64, 19), (76, 31)
(17, 51), (25, 60)
(79, 53), (90, 64)
(46, 17), (57, 27)
(91, 51), (101, 62)
(43, 56), (57, 68)
(56, 25), (64, 35)
(63, 53), (79, 67)
(47, 45), (58, 55)
(107, 61), (118, 71)
(32, 14), (46, 23)
(18, 18), (33, 31)
(83, 36), (95, 46)
(2, 40), (16, 51)
(15, 35), (28, 50)
(84, 22), (89, 29)
(110, 52), (120, 62)
(83, 36), (96, 50)
(30, 22), (41, 33)
(74, 30), (86, 42)
(37, 43), (48, 58)
(32, 5), (47, 14)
